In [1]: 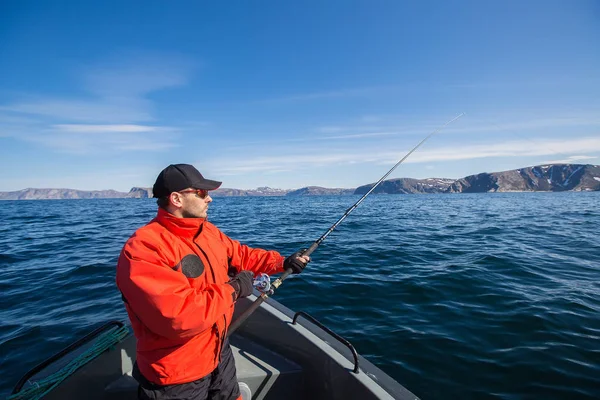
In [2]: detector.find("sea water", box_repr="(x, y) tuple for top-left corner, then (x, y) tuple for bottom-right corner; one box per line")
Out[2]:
(1, 193), (599, 399)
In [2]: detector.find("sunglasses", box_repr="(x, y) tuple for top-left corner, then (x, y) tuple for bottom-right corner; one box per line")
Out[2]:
(178, 189), (210, 199)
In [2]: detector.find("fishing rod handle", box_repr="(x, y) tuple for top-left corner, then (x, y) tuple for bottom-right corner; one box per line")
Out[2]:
(277, 268), (293, 283)
(227, 297), (263, 336)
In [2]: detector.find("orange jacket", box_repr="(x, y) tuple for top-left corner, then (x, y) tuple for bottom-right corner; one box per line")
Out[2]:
(116, 208), (284, 385)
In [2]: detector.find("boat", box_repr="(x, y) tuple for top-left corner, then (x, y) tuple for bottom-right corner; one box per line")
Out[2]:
(10, 293), (420, 400)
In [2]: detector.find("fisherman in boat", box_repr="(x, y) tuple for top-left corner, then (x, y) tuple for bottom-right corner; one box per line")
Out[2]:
(116, 164), (309, 400)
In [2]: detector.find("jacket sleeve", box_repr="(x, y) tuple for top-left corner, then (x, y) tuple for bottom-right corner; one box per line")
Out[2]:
(215, 228), (285, 275)
(116, 238), (236, 340)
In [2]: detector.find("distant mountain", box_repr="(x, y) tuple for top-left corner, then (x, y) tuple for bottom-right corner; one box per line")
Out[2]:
(0, 188), (122, 200)
(0, 187), (152, 200)
(446, 164), (600, 193)
(212, 187), (289, 196)
(286, 186), (355, 196)
(127, 187), (153, 198)
(355, 164), (600, 194)
(355, 178), (455, 195)
(1, 164), (598, 200)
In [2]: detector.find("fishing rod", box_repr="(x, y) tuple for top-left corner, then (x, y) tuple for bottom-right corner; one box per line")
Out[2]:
(227, 112), (465, 336)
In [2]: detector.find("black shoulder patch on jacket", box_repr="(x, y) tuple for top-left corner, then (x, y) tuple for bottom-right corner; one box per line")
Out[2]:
(176, 254), (205, 278)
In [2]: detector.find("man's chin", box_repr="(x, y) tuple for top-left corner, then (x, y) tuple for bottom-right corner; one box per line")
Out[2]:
(181, 211), (208, 219)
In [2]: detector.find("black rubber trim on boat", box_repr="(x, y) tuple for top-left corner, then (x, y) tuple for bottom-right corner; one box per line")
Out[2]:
(11, 320), (125, 394)
(292, 311), (359, 373)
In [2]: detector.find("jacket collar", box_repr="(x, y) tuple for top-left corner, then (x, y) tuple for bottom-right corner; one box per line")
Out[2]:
(155, 207), (205, 238)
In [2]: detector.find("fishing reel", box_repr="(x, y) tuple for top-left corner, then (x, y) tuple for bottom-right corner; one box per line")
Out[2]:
(253, 273), (273, 295)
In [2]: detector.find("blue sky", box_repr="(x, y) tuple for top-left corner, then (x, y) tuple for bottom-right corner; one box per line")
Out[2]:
(1, 1), (599, 191)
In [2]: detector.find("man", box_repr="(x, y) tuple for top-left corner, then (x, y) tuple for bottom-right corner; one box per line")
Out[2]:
(116, 164), (309, 400)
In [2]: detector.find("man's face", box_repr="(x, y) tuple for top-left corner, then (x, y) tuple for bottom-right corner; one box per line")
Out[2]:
(179, 188), (212, 219)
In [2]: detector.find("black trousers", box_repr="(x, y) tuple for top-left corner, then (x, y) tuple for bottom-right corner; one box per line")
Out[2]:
(133, 340), (241, 400)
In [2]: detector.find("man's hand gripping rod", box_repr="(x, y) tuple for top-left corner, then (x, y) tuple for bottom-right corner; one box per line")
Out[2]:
(227, 113), (465, 336)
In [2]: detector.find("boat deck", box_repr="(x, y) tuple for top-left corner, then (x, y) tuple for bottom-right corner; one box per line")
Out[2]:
(13, 296), (419, 400)
(65, 334), (307, 400)
(230, 335), (306, 399)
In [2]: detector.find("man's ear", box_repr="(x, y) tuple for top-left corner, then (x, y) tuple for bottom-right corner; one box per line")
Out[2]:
(169, 192), (183, 208)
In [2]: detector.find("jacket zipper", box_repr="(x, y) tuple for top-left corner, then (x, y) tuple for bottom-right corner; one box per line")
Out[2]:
(195, 244), (216, 283)
(218, 314), (227, 362)
(212, 315), (228, 363)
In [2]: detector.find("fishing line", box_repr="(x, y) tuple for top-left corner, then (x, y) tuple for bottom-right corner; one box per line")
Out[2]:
(227, 112), (465, 336)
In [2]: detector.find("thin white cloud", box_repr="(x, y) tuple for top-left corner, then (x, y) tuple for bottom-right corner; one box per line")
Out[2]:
(249, 84), (409, 104)
(209, 136), (600, 176)
(312, 114), (600, 141)
(0, 52), (192, 153)
(19, 124), (181, 154)
(444, 116), (600, 135)
(244, 77), (600, 106)
(0, 112), (41, 126)
(116, 141), (179, 151)
(1, 51), (193, 125)
(389, 136), (600, 164)
(540, 155), (598, 164)
(360, 115), (385, 123)
(0, 170), (150, 192)
(82, 51), (194, 97)
(321, 131), (406, 140)
(53, 124), (165, 133)
(214, 153), (376, 175)
(1, 97), (153, 123)
(317, 126), (344, 133)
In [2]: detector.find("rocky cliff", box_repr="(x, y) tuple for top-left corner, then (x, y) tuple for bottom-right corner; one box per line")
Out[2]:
(0, 187), (153, 200)
(446, 164), (600, 193)
(355, 178), (455, 195)
(355, 164), (599, 194)
(286, 186), (355, 196)
(211, 187), (290, 196)
(0, 188), (126, 200)
(126, 187), (153, 198)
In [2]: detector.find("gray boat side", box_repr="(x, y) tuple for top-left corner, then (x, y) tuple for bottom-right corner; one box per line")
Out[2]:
(11, 295), (419, 400)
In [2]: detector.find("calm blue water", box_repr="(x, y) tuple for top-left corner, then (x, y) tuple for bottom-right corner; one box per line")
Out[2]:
(1, 193), (599, 399)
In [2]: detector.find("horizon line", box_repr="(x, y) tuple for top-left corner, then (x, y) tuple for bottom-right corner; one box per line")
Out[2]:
(1, 162), (598, 193)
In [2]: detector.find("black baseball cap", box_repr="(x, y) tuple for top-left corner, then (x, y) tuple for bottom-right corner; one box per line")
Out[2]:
(152, 164), (222, 198)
